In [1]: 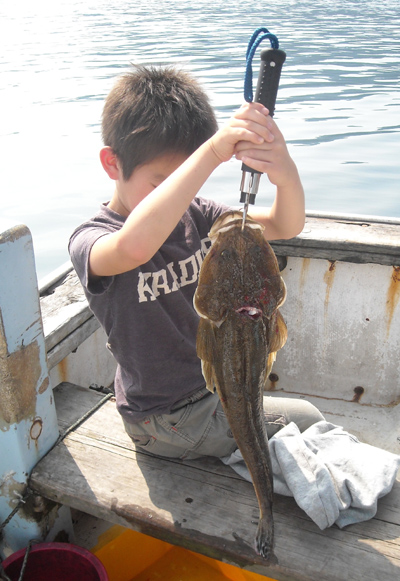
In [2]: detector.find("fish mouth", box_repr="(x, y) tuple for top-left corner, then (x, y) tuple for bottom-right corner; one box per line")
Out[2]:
(235, 306), (263, 321)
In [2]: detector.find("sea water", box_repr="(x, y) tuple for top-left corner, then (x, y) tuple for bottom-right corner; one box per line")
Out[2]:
(1, 0), (399, 279)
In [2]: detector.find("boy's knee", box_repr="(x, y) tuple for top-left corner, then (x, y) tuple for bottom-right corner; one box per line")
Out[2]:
(263, 396), (324, 435)
(295, 400), (325, 432)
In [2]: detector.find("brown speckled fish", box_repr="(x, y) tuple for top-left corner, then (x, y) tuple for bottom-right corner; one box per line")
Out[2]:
(194, 210), (287, 560)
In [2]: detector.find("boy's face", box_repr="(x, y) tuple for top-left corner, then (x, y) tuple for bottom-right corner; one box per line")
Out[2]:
(110, 151), (188, 217)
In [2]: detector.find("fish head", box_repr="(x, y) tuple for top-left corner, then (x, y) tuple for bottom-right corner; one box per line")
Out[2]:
(194, 211), (286, 326)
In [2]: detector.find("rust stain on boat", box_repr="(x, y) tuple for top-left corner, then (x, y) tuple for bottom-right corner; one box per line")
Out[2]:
(299, 257), (311, 292)
(38, 377), (50, 394)
(386, 266), (400, 338)
(57, 357), (69, 384)
(30, 417), (43, 441)
(352, 386), (365, 403)
(266, 372), (279, 392)
(291, 258), (311, 326)
(0, 340), (40, 427)
(323, 260), (336, 323)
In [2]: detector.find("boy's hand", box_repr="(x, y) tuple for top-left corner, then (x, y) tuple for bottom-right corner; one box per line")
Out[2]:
(234, 113), (298, 190)
(208, 102), (274, 163)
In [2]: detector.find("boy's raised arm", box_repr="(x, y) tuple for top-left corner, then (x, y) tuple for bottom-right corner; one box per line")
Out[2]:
(89, 102), (276, 278)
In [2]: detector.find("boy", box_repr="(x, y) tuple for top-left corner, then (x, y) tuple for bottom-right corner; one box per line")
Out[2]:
(69, 65), (323, 460)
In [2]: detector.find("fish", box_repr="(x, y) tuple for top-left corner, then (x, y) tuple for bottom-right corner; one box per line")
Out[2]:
(193, 210), (287, 560)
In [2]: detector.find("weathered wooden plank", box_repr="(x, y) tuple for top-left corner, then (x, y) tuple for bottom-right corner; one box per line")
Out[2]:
(272, 244), (400, 265)
(40, 270), (93, 351)
(46, 316), (100, 370)
(39, 261), (74, 295)
(30, 384), (400, 581)
(29, 429), (400, 581)
(52, 382), (106, 432)
(271, 216), (400, 266)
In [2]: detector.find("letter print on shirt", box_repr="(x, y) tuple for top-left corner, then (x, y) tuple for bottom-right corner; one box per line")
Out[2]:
(137, 237), (212, 303)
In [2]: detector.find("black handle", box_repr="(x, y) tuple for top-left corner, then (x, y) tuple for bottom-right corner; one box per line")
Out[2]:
(255, 48), (286, 117)
(241, 48), (286, 175)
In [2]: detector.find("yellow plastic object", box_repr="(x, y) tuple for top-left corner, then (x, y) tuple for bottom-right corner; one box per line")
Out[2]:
(92, 527), (277, 581)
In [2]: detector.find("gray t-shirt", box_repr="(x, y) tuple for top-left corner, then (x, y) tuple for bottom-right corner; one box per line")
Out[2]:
(68, 196), (228, 423)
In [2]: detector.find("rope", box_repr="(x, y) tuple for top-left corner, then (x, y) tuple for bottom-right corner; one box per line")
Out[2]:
(54, 391), (113, 446)
(17, 539), (40, 581)
(244, 27), (280, 103)
(0, 564), (12, 581)
(0, 538), (40, 581)
(0, 498), (28, 537)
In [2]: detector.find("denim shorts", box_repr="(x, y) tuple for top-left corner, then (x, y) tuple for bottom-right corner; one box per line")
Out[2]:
(123, 388), (324, 461)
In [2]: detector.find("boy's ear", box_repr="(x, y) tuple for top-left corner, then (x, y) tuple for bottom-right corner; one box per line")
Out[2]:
(100, 147), (121, 180)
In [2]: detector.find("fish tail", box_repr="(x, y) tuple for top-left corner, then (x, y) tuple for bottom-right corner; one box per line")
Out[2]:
(255, 509), (274, 560)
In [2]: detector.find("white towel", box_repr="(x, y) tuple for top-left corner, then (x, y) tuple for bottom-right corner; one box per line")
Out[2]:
(221, 421), (400, 529)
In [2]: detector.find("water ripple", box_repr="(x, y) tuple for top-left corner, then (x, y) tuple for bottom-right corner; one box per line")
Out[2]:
(0, 0), (399, 277)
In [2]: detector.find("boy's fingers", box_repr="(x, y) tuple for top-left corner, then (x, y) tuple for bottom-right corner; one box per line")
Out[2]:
(227, 120), (266, 143)
(231, 117), (275, 142)
(236, 148), (271, 162)
(234, 106), (270, 128)
(235, 129), (265, 145)
(235, 140), (274, 154)
(236, 104), (284, 143)
(235, 147), (274, 164)
(237, 101), (270, 115)
(233, 110), (275, 143)
(235, 156), (269, 174)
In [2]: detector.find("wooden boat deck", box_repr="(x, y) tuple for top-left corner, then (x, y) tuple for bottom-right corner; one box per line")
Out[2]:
(30, 382), (400, 581)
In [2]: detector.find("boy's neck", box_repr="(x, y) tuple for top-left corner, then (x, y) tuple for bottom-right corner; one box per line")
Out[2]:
(107, 190), (131, 217)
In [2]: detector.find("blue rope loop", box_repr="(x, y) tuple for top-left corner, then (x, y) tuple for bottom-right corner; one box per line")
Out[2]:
(244, 27), (279, 103)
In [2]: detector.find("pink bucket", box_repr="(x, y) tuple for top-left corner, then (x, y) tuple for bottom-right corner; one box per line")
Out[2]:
(2, 542), (109, 581)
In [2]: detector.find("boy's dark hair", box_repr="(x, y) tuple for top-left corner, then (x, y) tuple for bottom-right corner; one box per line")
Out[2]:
(102, 65), (218, 180)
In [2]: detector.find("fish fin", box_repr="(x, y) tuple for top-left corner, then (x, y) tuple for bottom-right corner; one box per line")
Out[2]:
(264, 311), (288, 380)
(265, 351), (277, 379)
(277, 278), (287, 309)
(201, 361), (216, 393)
(269, 310), (288, 353)
(197, 318), (217, 392)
